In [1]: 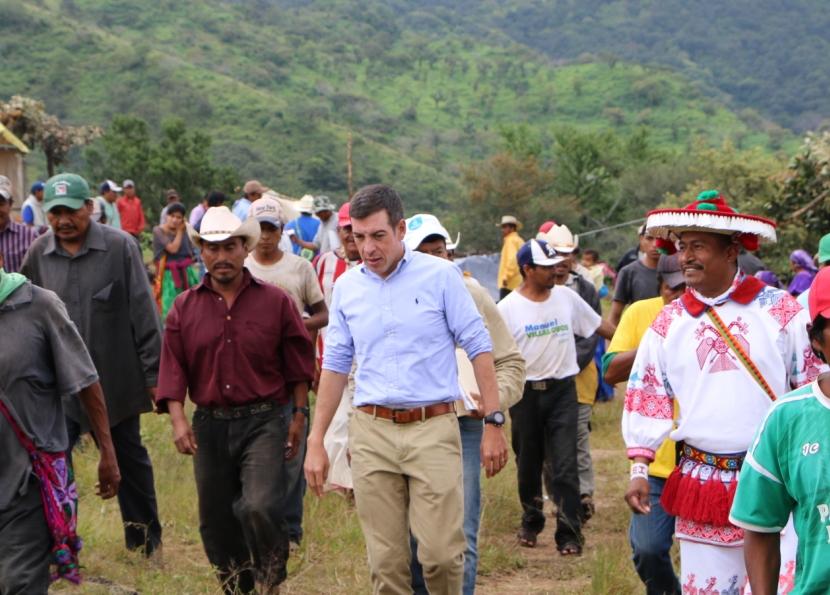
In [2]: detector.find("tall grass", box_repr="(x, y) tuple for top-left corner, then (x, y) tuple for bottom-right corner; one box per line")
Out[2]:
(53, 397), (657, 593)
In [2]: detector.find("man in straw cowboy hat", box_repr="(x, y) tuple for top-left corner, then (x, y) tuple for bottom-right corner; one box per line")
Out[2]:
(621, 190), (823, 590)
(155, 206), (314, 594)
(497, 215), (524, 300)
(285, 194), (320, 260)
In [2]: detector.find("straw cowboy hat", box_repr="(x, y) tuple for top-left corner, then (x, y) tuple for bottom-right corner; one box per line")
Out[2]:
(297, 194), (315, 214)
(497, 215), (522, 230)
(187, 206), (261, 252)
(539, 224), (579, 253)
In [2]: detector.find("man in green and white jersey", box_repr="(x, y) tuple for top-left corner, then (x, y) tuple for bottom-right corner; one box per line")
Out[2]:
(730, 266), (830, 594)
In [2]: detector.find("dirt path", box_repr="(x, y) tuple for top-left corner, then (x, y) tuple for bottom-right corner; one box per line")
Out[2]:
(475, 403), (644, 594)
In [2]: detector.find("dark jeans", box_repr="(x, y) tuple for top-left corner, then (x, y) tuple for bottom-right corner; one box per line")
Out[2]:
(283, 418), (308, 543)
(192, 404), (292, 594)
(629, 476), (681, 595)
(0, 478), (51, 595)
(67, 414), (162, 555)
(510, 378), (582, 548)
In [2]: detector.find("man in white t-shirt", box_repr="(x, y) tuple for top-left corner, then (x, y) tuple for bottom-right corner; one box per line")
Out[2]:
(498, 238), (615, 555)
(244, 196), (327, 547)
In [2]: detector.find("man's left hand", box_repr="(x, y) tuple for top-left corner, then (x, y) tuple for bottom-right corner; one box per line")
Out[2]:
(480, 424), (508, 478)
(285, 414), (306, 460)
(96, 453), (121, 500)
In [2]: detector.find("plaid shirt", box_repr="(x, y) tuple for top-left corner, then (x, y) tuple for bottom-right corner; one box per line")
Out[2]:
(0, 221), (39, 272)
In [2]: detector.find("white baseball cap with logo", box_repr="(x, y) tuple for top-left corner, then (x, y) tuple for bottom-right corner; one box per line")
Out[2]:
(248, 197), (283, 227)
(404, 213), (461, 252)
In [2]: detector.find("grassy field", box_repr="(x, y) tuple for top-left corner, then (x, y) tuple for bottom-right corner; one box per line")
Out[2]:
(52, 392), (656, 594)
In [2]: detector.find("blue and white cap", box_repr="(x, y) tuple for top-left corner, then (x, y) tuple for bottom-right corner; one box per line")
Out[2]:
(516, 239), (565, 268)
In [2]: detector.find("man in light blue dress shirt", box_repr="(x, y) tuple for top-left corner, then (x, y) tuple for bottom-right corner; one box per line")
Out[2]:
(305, 185), (509, 595)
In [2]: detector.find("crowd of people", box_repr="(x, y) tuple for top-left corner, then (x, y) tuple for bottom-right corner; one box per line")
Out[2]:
(0, 170), (829, 594)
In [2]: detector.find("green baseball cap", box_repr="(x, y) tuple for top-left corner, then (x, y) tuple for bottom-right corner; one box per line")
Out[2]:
(818, 233), (830, 265)
(44, 173), (90, 212)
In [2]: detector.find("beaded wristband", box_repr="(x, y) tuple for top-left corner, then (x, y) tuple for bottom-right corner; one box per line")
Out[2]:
(630, 462), (649, 480)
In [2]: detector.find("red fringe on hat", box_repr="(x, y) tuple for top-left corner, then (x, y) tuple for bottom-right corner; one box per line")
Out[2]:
(660, 466), (737, 526)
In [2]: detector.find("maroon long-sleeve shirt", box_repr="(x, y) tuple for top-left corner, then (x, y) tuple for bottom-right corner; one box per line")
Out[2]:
(156, 269), (314, 410)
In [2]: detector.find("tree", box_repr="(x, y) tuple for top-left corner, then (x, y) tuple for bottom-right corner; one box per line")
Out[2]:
(0, 95), (101, 176)
(459, 149), (559, 252)
(551, 128), (621, 224)
(85, 115), (238, 218)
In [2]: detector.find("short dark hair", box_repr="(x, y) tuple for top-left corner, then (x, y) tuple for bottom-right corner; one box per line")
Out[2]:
(206, 190), (226, 207)
(349, 184), (404, 226)
(584, 249), (599, 261)
(166, 202), (186, 216)
(809, 314), (828, 362)
(421, 233), (446, 245)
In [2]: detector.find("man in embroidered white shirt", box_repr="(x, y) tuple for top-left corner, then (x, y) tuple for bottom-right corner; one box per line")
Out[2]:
(621, 190), (823, 590)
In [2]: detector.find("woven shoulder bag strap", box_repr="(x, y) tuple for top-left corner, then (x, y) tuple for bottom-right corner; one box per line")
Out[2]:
(706, 307), (777, 402)
(0, 399), (37, 453)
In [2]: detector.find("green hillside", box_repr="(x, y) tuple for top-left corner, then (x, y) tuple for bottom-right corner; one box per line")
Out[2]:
(421, 0), (830, 131)
(0, 0), (799, 212)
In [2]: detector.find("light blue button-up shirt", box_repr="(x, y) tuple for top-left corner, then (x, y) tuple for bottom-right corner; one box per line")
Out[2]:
(323, 244), (493, 408)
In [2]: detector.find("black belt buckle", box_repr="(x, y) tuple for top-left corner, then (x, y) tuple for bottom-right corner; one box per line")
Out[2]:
(211, 401), (273, 420)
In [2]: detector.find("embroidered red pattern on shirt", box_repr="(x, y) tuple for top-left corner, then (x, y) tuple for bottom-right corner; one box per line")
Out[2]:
(801, 346), (823, 384)
(624, 364), (673, 419)
(693, 318), (749, 373)
(767, 293), (802, 329)
(650, 300), (683, 338)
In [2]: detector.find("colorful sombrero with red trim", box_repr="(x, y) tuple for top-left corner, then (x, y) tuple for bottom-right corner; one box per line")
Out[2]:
(646, 190), (776, 252)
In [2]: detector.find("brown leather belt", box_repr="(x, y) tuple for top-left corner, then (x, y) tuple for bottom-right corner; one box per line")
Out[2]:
(357, 403), (455, 424)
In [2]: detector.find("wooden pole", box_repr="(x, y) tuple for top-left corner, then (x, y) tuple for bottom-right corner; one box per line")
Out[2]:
(347, 132), (354, 199)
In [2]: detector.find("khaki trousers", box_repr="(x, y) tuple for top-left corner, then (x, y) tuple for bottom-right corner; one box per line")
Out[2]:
(349, 409), (466, 595)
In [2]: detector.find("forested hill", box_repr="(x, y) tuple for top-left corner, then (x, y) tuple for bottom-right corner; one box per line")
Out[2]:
(432, 0), (830, 132)
(1, 0), (824, 212)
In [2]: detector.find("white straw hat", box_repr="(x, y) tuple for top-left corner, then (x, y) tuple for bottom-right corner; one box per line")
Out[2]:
(188, 206), (261, 252)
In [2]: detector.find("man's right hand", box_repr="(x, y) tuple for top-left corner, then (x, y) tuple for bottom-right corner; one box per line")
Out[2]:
(171, 416), (197, 455)
(624, 477), (651, 514)
(304, 440), (330, 497)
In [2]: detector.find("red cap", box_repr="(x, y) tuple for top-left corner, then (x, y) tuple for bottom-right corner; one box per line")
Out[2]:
(538, 220), (557, 234)
(337, 202), (351, 227)
(808, 268), (830, 323)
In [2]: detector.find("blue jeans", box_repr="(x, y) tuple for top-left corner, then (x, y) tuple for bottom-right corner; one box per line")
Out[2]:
(412, 415), (482, 595)
(629, 476), (681, 595)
